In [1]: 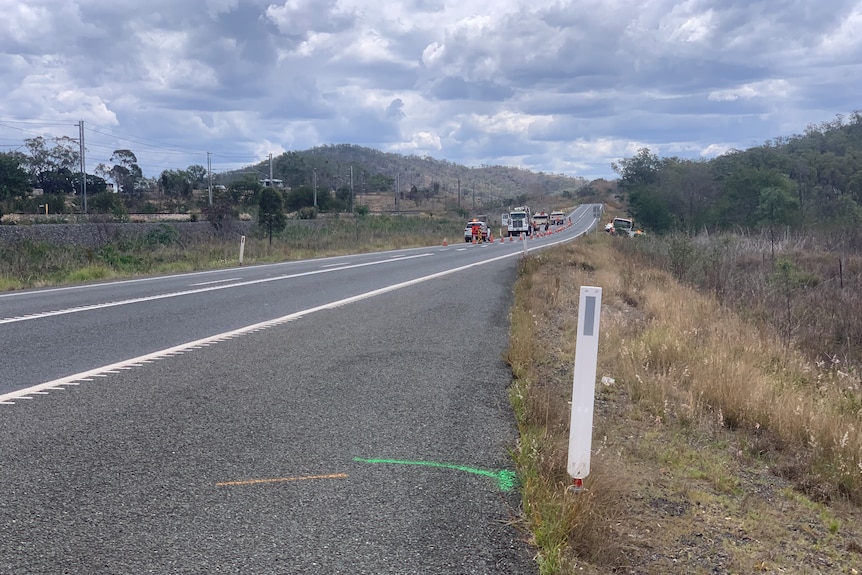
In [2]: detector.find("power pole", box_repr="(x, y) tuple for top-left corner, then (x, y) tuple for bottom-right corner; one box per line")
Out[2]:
(78, 121), (87, 214)
(350, 165), (354, 214)
(395, 172), (399, 214)
(313, 169), (317, 207)
(207, 152), (213, 206)
(269, 153), (273, 188)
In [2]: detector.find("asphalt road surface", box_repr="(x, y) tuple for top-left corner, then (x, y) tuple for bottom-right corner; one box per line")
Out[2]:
(0, 205), (600, 574)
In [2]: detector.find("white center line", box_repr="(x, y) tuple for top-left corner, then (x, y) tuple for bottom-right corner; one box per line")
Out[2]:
(0, 249), (521, 405)
(189, 278), (242, 286)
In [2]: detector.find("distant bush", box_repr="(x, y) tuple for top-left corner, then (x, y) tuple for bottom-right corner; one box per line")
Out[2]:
(144, 223), (180, 248)
(298, 207), (318, 219)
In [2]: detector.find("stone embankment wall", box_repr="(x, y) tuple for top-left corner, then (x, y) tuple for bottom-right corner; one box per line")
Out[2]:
(0, 221), (256, 248)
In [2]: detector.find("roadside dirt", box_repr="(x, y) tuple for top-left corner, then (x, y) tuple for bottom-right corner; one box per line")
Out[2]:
(521, 247), (862, 574)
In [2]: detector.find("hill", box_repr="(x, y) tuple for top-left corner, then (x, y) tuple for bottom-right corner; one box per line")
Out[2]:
(613, 111), (862, 234)
(217, 144), (590, 212)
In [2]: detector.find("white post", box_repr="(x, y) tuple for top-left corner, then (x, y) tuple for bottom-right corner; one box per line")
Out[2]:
(239, 235), (246, 265)
(567, 286), (602, 492)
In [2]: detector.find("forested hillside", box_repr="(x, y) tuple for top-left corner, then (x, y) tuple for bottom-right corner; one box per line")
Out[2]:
(613, 112), (862, 234)
(0, 140), (587, 219)
(223, 144), (588, 206)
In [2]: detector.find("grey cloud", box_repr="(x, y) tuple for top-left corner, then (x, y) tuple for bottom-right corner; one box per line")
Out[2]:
(386, 99), (406, 119)
(265, 0), (356, 40)
(2, 0), (861, 180)
(428, 77), (513, 101)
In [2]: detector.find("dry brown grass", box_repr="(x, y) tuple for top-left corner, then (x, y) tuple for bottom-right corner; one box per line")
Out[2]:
(507, 233), (862, 573)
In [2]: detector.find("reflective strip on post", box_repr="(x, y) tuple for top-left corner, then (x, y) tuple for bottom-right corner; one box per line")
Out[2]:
(567, 286), (602, 485)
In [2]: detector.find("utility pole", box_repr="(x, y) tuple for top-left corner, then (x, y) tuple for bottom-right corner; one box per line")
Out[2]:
(269, 153), (273, 188)
(207, 152), (213, 206)
(313, 169), (317, 207)
(350, 165), (354, 214)
(78, 121), (87, 214)
(395, 172), (399, 214)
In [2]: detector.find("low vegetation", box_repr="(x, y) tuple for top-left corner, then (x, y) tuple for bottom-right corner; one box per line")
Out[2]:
(0, 215), (463, 290)
(507, 231), (862, 573)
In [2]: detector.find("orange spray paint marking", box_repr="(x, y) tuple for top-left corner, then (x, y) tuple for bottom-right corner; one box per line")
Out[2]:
(216, 473), (348, 487)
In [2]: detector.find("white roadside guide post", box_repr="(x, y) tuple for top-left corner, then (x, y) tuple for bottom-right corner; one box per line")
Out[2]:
(239, 235), (246, 265)
(567, 286), (602, 493)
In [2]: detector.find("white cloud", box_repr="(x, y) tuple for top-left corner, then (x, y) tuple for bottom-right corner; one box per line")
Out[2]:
(389, 130), (442, 153)
(0, 0), (860, 179)
(708, 79), (792, 102)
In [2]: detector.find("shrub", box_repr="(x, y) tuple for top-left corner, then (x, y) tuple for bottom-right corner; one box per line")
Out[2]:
(298, 206), (318, 220)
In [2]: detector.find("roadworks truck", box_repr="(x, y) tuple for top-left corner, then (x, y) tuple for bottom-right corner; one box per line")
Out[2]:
(507, 206), (532, 237)
(464, 217), (489, 242)
(532, 211), (550, 231)
(606, 217), (645, 237)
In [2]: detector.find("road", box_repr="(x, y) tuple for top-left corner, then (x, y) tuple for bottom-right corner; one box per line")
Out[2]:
(0, 205), (600, 574)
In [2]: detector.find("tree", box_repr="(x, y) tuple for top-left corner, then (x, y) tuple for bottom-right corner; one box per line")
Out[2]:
(229, 178), (263, 206)
(612, 148), (672, 231)
(612, 147), (661, 199)
(74, 173), (108, 196)
(756, 176), (799, 257)
(202, 187), (236, 233)
(88, 191), (127, 218)
(284, 185), (316, 212)
(258, 187), (286, 245)
(0, 152), (31, 201)
(37, 168), (78, 196)
(22, 136), (80, 194)
(657, 159), (720, 234)
(98, 149), (142, 195)
(408, 184), (423, 207)
(159, 169), (193, 211)
(186, 164), (207, 185)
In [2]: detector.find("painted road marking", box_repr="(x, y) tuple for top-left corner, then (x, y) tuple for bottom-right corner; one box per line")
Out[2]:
(1, 236), (578, 405)
(0, 253), (431, 325)
(353, 458), (517, 492)
(216, 473), (348, 487)
(189, 277), (242, 286)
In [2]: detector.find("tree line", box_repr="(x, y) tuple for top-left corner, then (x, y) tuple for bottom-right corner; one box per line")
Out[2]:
(0, 136), (213, 219)
(0, 137), (456, 221)
(613, 112), (862, 235)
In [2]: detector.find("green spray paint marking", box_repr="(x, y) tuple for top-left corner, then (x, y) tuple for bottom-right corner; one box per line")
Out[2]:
(353, 458), (517, 492)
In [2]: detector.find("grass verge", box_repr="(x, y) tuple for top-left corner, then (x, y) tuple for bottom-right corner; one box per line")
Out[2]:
(507, 233), (862, 574)
(0, 215), (464, 290)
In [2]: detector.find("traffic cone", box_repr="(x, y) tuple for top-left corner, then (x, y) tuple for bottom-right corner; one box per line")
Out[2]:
(442, 237), (448, 246)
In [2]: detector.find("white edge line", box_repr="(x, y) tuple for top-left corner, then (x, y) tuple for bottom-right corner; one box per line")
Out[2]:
(0, 244), (437, 300)
(0, 253), (433, 325)
(1, 224), (589, 405)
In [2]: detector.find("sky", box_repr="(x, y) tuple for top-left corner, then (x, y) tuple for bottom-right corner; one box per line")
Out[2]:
(0, 0), (860, 181)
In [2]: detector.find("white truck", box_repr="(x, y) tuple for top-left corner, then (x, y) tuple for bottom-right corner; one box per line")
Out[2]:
(464, 218), (489, 242)
(532, 211), (550, 231)
(550, 211), (566, 225)
(507, 206), (532, 237)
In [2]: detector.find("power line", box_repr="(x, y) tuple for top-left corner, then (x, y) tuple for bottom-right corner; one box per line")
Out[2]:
(86, 126), (206, 156)
(1, 116), (276, 178)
